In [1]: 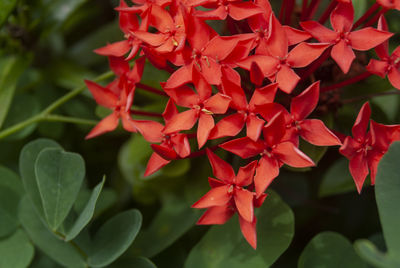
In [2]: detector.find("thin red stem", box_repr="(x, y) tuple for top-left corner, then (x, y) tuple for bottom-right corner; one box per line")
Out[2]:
(279, 0), (287, 23)
(321, 71), (372, 92)
(136, 83), (168, 97)
(352, 3), (380, 30)
(285, 0), (295, 25)
(301, 0), (309, 20)
(185, 138), (232, 159)
(318, 0), (337, 24)
(130, 110), (163, 118)
(363, 8), (387, 28)
(300, 47), (332, 82)
(304, 0), (321, 20)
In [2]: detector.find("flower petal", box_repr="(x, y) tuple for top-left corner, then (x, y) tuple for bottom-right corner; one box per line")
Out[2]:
(203, 93), (232, 114)
(197, 205), (234, 225)
(134, 120), (164, 143)
(349, 28), (393, 51)
(274, 141), (315, 168)
(291, 81), (320, 120)
(300, 21), (337, 43)
(209, 113), (245, 140)
(254, 156), (279, 197)
(276, 65), (300, 93)
(287, 43), (330, 68)
(206, 149), (236, 183)
(163, 109), (198, 134)
(349, 153), (369, 193)
(85, 80), (118, 109)
(236, 160), (258, 187)
(352, 102), (371, 139)
(246, 114), (265, 141)
(197, 113), (215, 148)
(388, 67), (400, 90)
(144, 152), (170, 177)
(94, 40), (131, 57)
(331, 40), (355, 74)
(330, 2), (354, 32)
(300, 119), (342, 146)
(192, 185), (231, 208)
(234, 188), (254, 222)
(228, 2), (263, 21)
(238, 215), (257, 249)
(220, 137), (264, 159)
(86, 112), (119, 139)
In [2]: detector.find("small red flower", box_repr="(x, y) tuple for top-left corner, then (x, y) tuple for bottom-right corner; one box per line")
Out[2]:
(192, 149), (266, 249)
(301, 2), (393, 73)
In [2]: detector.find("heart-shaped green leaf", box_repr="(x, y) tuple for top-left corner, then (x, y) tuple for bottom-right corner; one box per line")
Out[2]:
(88, 209), (142, 267)
(184, 190), (294, 268)
(35, 148), (85, 230)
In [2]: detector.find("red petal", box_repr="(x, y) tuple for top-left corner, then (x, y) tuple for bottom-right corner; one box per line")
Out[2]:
(300, 119), (342, 146)
(151, 144), (178, 160)
(352, 102), (371, 139)
(121, 112), (138, 132)
(222, 78), (247, 111)
(133, 31), (165, 47)
(197, 205), (234, 225)
(366, 59), (389, 78)
(220, 137), (264, 159)
(262, 111), (287, 146)
(274, 141), (315, 168)
(267, 15), (288, 58)
(209, 113), (245, 140)
(204, 93), (231, 114)
(171, 134), (191, 158)
(331, 40), (355, 74)
(134, 120), (164, 143)
(349, 28), (393, 51)
(249, 83), (278, 110)
(165, 65), (193, 89)
(339, 136), (360, 159)
(349, 153), (369, 193)
(199, 57), (222, 85)
(163, 109), (198, 134)
(276, 65), (300, 93)
(203, 36), (239, 61)
(108, 56), (130, 76)
(238, 215), (257, 249)
(144, 152), (170, 177)
(300, 21), (337, 43)
(94, 40), (131, 57)
(85, 80), (118, 109)
(149, 5), (174, 32)
(228, 2), (263, 21)
(195, 6), (228, 20)
(236, 161), (258, 187)
(86, 112), (119, 139)
(283, 26), (312, 46)
(246, 114), (265, 141)
(197, 113), (215, 148)
(287, 43), (330, 68)
(237, 55), (278, 77)
(206, 149), (235, 183)
(162, 99), (179, 124)
(254, 193), (267, 208)
(128, 56), (145, 83)
(193, 70), (212, 102)
(234, 188), (254, 222)
(209, 177), (226, 188)
(388, 67), (400, 90)
(255, 103), (288, 122)
(291, 81), (320, 120)
(192, 185), (231, 208)
(330, 2), (354, 32)
(250, 61), (264, 86)
(254, 156), (279, 196)
(164, 85), (200, 108)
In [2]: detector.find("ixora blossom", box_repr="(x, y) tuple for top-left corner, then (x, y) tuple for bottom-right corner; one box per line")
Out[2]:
(84, 0), (400, 248)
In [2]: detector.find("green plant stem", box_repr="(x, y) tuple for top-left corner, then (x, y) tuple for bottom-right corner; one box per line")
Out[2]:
(0, 71), (113, 140)
(43, 115), (98, 125)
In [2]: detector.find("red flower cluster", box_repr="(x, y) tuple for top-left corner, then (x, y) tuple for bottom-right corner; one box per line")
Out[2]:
(86, 0), (400, 248)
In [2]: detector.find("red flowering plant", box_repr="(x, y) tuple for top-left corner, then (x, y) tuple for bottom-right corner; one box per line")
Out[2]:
(4, 0), (400, 264)
(79, 0), (400, 249)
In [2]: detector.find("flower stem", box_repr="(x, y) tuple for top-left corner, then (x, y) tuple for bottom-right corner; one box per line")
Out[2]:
(301, 0), (309, 20)
(352, 3), (380, 30)
(363, 8), (387, 28)
(0, 71), (114, 140)
(130, 110), (163, 118)
(321, 71), (372, 92)
(319, 0), (337, 24)
(300, 47), (332, 82)
(136, 83), (168, 97)
(42, 115), (98, 125)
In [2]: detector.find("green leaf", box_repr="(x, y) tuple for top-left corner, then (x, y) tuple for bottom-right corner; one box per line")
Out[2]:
(0, 165), (24, 198)
(0, 229), (35, 268)
(0, 0), (17, 30)
(131, 195), (199, 257)
(298, 231), (367, 268)
(0, 56), (31, 128)
(35, 148), (85, 230)
(184, 191), (294, 268)
(65, 177), (105, 241)
(319, 157), (357, 197)
(354, 240), (400, 268)
(18, 196), (87, 268)
(19, 139), (62, 218)
(109, 256), (157, 268)
(375, 142), (400, 256)
(0, 186), (20, 238)
(87, 209), (142, 267)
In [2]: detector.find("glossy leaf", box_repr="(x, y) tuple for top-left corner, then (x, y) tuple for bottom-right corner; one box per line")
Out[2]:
(65, 177), (105, 241)
(87, 209), (142, 267)
(299, 232), (367, 268)
(109, 256), (158, 268)
(184, 191), (294, 268)
(131, 195), (199, 257)
(35, 148), (85, 230)
(319, 158), (357, 197)
(354, 240), (399, 268)
(18, 196), (87, 268)
(0, 186), (20, 238)
(19, 139), (62, 218)
(0, 229), (35, 268)
(0, 165), (24, 197)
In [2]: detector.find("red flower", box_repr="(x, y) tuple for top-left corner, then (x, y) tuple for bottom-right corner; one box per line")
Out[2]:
(377, 0), (400, 10)
(301, 2), (393, 73)
(189, 0), (263, 21)
(238, 15), (329, 93)
(210, 79), (278, 141)
(85, 57), (145, 139)
(339, 102), (400, 193)
(135, 100), (191, 176)
(220, 112), (315, 197)
(367, 16), (400, 90)
(257, 81), (342, 147)
(163, 71), (231, 148)
(192, 149), (266, 249)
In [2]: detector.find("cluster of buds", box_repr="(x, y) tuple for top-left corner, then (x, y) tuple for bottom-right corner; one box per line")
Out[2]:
(85, 0), (400, 248)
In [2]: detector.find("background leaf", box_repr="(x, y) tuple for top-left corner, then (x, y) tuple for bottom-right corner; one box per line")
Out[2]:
(184, 191), (294, 268)
(0, 186), (20, 238)
(35, 148), (85, 230)
(0, 229), (35, 268)
(87, 209), (142, 267)
(298, 231), (367, 268)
